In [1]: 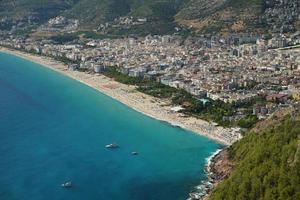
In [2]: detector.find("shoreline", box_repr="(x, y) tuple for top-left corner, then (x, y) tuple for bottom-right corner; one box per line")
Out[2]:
(0, 47), (237, 145)
(188, 149), (223, 200)
(203, 148), (233, 200)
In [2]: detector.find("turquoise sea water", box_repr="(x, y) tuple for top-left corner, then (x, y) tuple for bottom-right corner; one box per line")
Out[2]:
(0, 52), (222, 200)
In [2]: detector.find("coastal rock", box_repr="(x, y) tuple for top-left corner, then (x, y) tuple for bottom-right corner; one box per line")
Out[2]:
(189, 149), (234, 200)
(208, 149), (233, 182)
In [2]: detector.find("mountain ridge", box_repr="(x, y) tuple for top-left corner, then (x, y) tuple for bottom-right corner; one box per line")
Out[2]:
(0, 0), (299, 35)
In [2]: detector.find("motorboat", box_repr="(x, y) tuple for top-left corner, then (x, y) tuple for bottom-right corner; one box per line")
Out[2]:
(131, 151), (138, 155)
(61, 181), (72, 188)
(105, 143), (119, 149)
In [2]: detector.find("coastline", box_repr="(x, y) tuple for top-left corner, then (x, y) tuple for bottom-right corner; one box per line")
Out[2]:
(0, 47), (236, 145)
(188, 148), (233, 200)
(188, 149), (223, 200)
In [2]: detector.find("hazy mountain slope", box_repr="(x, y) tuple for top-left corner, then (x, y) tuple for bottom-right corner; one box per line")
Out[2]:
(176, 0), (300, 34)
(175, 0), (265, 34)
(65, 0), (186, 27)
(65, 0), (130, 26)
(176, 0), (227, 20)
(0, 0), (78, 22)
(0, 0), (299, 34)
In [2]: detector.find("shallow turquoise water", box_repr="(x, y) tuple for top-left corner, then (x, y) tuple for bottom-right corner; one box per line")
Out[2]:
(0, 52), (221, 200)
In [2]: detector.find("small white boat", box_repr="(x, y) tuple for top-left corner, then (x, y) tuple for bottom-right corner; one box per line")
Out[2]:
(131, 152), (138, 155)
(61, 181), (72, 188)
(105, 143), (119, 149)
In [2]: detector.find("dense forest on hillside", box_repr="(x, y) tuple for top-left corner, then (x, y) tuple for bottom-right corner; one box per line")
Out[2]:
(210, 116), (300, 200)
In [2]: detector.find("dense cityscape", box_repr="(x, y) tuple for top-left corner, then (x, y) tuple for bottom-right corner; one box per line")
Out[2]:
(1, 24), (300, 132)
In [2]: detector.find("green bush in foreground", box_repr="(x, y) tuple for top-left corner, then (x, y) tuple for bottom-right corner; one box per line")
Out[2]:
(210, 117), (300, 200)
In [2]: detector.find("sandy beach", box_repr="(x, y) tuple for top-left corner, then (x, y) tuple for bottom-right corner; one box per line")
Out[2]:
(0, 47), (239, 145)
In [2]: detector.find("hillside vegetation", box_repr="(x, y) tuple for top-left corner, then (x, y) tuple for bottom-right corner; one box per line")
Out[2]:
(209, 112), (300, 200)
(0, 0), (299, 35)
(66, 0), (185, 27)
(65, 0), (130, 26)
(175, 0), (265, 34)
(0, 0), (77, 21)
